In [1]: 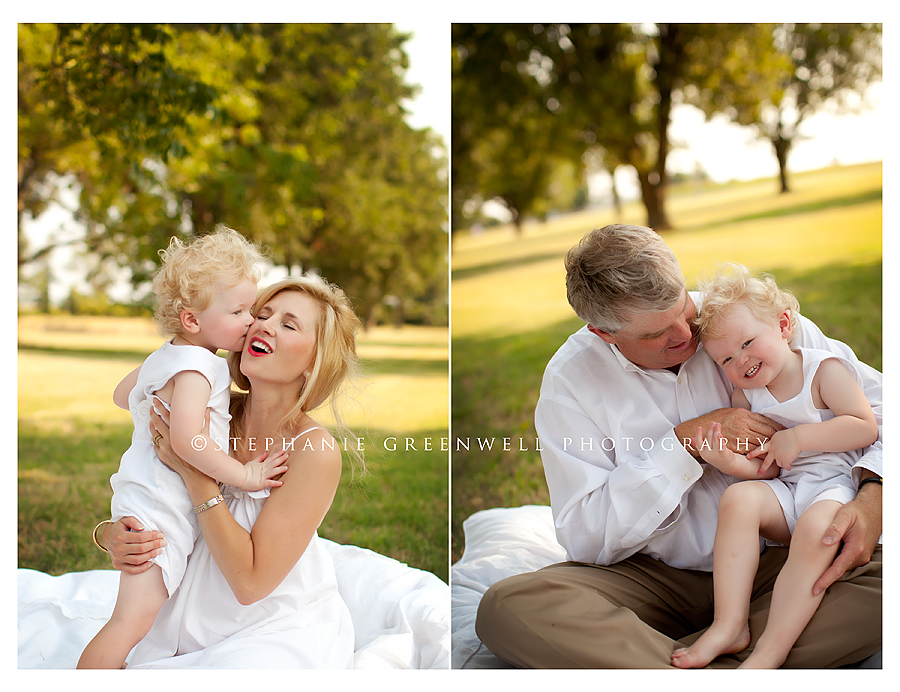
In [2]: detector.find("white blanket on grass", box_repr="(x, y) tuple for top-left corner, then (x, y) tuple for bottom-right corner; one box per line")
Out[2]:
(18, 540), (449, 670)
(451, 505), (565, 669)
(450, 505), (882, 670)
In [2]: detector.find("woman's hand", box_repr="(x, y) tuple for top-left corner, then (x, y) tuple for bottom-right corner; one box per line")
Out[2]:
(101, 517), (166, 575)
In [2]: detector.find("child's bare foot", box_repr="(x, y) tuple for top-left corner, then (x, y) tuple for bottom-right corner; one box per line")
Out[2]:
(671, 621), (751, 668)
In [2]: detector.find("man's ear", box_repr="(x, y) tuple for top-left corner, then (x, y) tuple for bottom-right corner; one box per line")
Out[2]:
(588, 324), (616, 345)
(180, 309), (201, 334)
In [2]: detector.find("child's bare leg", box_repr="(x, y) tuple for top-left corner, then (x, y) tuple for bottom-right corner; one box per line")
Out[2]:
(672, 482), (789, 668)
(740, 500), (842, 669)
(77, 564), (168, 669)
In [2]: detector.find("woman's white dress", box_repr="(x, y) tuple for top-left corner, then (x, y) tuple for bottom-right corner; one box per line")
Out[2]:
(745, 348), (861, 532)
(128, 429), (355, 669)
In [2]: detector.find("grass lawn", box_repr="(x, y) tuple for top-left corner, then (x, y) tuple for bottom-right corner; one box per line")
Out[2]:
(18, 322), (450, 582)
(451, 161), (882, 562)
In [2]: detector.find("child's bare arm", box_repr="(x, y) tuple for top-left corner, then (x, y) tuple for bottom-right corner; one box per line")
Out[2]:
(803, 358), (879, 451)
(166, 371), (287, 490)
(113, 366), (142, 410)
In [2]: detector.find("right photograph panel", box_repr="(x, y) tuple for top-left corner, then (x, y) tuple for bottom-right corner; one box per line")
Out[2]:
(450, 22), (883, 670)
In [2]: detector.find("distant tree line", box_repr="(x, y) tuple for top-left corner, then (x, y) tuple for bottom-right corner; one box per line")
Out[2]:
(19, 23), (448, 328)
(452, 23), (881, 236)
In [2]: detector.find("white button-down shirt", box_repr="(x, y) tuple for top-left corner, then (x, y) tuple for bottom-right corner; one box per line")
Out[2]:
(534, 294), (882, 571)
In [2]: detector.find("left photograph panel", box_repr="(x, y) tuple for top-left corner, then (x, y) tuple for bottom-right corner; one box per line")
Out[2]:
(17, 22), (450, 670)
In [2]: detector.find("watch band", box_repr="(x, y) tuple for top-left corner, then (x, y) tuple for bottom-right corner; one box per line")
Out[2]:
(858, 477), (882, 492)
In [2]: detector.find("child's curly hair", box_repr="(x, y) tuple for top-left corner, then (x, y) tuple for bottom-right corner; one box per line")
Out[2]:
(151, 226), (265, 337)
(695, 263), (800, 344)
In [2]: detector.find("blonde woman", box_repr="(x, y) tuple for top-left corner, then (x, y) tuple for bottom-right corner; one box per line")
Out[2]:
(95, 276), (364, 668)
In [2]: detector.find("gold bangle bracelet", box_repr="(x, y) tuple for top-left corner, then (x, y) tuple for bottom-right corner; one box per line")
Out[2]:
(92, 520), (114, 553)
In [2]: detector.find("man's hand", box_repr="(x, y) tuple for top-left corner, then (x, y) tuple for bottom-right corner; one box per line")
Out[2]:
(676, 408), (783, 457)
(813, 474), (882, 595)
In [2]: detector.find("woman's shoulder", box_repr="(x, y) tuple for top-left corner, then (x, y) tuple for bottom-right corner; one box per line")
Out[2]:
(285, 418), (341, 465)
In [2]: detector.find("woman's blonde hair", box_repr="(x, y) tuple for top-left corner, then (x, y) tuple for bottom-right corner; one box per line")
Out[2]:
(565, 225), (685, 333)
(695, 263), (800, 344)
(227, 275), (365, 477)
(151, 226), (265, 336)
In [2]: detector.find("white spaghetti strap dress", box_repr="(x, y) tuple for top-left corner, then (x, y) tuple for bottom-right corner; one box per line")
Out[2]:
(128, 426), (355, 668)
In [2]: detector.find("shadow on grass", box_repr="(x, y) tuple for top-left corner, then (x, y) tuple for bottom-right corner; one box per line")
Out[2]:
(18, 343), (448, 379)
(360, 356), (448, 377)
(451, 316), (582, 561)
(17, 343), (152, 362)
(452, 251), (563, 282)
(680, 188), (883, 234)
(452, 187), (882, 283)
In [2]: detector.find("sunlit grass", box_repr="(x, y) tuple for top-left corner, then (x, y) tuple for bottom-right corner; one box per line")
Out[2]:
(18, 322), (450, 581)
(451, 162), (882, 338)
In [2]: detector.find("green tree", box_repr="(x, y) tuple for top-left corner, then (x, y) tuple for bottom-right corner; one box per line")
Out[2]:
(451, 23), (787, 232)
(19, 23), (447, 325)
(541, 23), (786, 230)
(690, 23), (882, 193)
(17, 23), (220, 273)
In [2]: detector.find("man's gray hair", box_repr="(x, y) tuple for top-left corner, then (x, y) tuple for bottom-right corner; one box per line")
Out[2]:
(565, 224), (686, 334)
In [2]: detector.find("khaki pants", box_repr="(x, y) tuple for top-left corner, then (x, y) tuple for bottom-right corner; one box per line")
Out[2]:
(475, 546), (882, 668)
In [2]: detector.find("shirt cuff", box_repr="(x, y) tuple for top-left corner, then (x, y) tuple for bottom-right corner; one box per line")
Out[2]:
(629, 430), (704, 539)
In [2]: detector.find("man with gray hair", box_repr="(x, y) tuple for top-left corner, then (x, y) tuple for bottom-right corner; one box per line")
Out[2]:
(475, 224), (882, 668)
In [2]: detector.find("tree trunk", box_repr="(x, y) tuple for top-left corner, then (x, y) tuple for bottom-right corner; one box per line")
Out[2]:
(637, 169), (673, 231)
(772, 135), (792, 193)
(639, 23), (686, 232)
(364, 301), (380, 332)
(504, 203), (522, 234)
(188, 194), (216, 235)
(606, 165), (622, 220)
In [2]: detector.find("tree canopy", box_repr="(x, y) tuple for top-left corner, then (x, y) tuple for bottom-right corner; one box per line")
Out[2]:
(451, 23), (880, 235)
(685, 23), (882, 192)
(19, 23), (448, 327)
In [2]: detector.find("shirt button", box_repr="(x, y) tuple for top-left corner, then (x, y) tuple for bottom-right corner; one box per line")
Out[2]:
(683, 473), (692, 481)
(676, 377), (681, 384)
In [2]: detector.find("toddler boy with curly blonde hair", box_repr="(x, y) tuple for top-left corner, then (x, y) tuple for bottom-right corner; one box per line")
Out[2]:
(671, 264), (878, 669)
